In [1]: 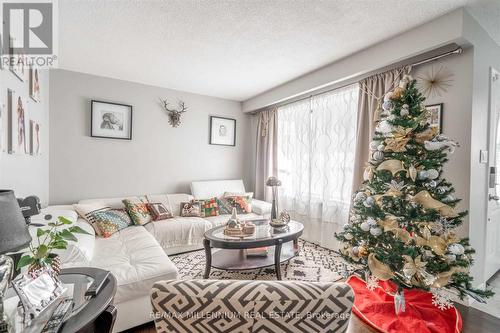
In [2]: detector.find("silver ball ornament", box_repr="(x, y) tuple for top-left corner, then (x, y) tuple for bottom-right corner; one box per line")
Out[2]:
(370, 227), (382, 237)
(448, 244), (465, 255)
(382, 101), (394, 111)
(418, 170), (429, 180)
(377, 144), (385, 151)
(367, 217), (377, 226)
(369, 141), (381, 151)
(360, 222), (371, 232)
(354, 192), (367, 203)
(363, 197), (375, 207)
(372, 151), (384, 161)
(444, 254), (457, 262)
(427, 169), (439, 180)
(351, 246), (360, 256)
(344, 233), (353, 240)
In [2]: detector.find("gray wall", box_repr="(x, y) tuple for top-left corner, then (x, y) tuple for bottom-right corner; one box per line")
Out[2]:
(49, 69), (252, 204)
(0, 68), (50, 205)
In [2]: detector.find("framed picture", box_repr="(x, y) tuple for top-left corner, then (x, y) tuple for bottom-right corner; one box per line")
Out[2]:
(30, 120), (41, 155)
(8, 89), (28, 154)
(209, 116), (236, 146)
(425, 103), (443, 133)
(30, 67), (41, 102)
(91, 100), (133, 140)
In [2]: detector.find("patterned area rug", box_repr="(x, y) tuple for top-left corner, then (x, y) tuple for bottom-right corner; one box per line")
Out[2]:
(170, 239), (348, 282)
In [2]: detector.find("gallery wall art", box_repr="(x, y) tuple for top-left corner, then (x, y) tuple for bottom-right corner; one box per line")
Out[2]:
(91, 100), (133, 140)
(30, 68), (41, 102)
(209, 116), (236, 146)
(30, 120), (41, 155)
(8, 89), (29, 154)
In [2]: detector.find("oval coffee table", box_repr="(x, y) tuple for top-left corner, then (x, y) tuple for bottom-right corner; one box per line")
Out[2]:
(203, 219), (303, 280)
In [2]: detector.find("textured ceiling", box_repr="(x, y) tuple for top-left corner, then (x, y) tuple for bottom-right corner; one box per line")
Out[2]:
(58, 0), (499, 101)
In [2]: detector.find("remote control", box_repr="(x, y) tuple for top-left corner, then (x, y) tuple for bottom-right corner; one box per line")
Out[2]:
(41, 298), (73, 333)
(85, 271), (110, 297)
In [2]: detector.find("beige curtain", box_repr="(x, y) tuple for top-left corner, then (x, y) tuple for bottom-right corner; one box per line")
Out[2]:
(254, 108), (277, 201)
(352, 68), (404, 191)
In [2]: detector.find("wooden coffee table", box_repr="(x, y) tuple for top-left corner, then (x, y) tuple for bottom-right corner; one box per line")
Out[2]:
(203, 220), (304, 280)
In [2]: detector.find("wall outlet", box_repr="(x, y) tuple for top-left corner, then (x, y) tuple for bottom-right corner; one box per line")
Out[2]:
(480, 150), (489, 164)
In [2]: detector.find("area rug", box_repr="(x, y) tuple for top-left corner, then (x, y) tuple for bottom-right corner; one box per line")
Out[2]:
(170, 239), (350, 282)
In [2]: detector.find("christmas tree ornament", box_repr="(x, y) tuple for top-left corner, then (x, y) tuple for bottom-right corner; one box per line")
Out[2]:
(427, 169), (439, 179)
(367, 217), (377, 226)
(448, 243), (465, 255)
(377, 144), (385, 151)
(384, 137), (409, 152)
(351, 246), (360, 256)
(408, 164), (417, 181)
(363, 197), (375, 207)
(354, 191), (367, 203)
(402, 255), (436, 287)
(360, 221), (371, 232)
(414, 126), (439, 143)
(370, 227), (382, 236)
(382, 100), (394, 111)
(342, 223), (350, 231)
(400, 104), (410, 116)
(392, 87), (404, 100)
(372, 150), (384, 161)
(376, 120), (394, 134)
(385, 180), (407, 196)
(384, 91), (394, 101)
(369, 140), (381, 150)
(418, 170), (429, 179)
(376, 159), (405, 176)
(373, 101), (383, 123)
(344, 233), (353, 240)
(358, 246), (368, 257)
(368, 253), (394, 280)
(425, 180), (437, 188)
(394, 287), (406, 314)
(444, 254), (456, 262)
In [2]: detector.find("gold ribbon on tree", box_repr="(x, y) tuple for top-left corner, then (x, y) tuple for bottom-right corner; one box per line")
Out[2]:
(368, 253), (394, 281)
(411, 190), (458, 217)
(402, 255), (437, 287)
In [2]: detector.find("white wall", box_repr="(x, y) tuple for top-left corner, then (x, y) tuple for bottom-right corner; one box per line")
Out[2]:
(0, 68), (50, 205)
(49, 69), (251, 204)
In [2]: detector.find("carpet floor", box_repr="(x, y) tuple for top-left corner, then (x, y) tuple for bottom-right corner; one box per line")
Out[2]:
(169, 239), (349, 282)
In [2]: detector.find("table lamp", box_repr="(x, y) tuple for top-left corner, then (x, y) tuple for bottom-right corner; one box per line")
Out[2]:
(0, 190), (32, 332)
(266, 176), (282, 220)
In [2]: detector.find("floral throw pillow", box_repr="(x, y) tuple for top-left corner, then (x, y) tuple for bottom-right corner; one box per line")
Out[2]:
(123, 198), (152, 225)
(92, 209), (133, 238)
(200, 198), (219, 217)
(180, 200), (202, 217)
(146, 203), (173, 221)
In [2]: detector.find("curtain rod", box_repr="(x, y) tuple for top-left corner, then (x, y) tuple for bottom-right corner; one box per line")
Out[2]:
(250, 43), (463, 114)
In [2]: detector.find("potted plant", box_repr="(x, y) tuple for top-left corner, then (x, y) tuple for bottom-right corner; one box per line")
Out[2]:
(17, 216), (90, 275)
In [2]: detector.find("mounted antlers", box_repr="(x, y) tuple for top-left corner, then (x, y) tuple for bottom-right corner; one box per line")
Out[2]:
(159, 98), (188, 127)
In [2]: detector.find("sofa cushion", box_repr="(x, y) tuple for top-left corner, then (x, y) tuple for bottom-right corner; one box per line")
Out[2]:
(30, 208), (95, 266)
(89, 226), (178, 304)
(73, 202), (111, 235)
(144, 216), (212, 252)
(203, 213), (264, 228)
(92, 209), (133, 238)
(123, 198), (152, 225)
(166, 194), (194, 216)
(146, 203), (173, 221)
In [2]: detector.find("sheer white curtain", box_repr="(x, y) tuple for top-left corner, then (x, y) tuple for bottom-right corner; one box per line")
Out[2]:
(277, 84), (359, 249)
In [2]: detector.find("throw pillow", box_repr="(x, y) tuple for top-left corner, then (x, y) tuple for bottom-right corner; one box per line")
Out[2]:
(123, 198), (153, 225)
(180, 200), (202, 217)
(146, 203), (173, 221)
(73, 202), (111, 236)
(220, 195), (252, 214)
(199, 198), (219, 217)
(92, 209), (133, 238)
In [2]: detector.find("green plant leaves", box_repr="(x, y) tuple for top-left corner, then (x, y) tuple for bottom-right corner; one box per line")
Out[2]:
(59, 229), (77, 242)
(58, 216), (73, 225)
(68, 225), (91, 235)
(34, 245), (48, 259)
(17, 255), (35, 269)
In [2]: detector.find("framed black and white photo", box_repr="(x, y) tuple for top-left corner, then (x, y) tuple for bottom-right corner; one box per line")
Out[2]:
(425, 103), (443, 133)
(91, 100), (133, 140)
(209, 116), (236, 146)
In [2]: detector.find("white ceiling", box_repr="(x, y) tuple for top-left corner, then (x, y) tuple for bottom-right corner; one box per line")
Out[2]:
(59, 0), (499, 102)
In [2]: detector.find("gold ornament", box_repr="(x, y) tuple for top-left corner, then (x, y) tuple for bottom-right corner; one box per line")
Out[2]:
(402, 255), (436, 287)
(373, 100), (383, 123)
(411, 190), (458, 217)
(414, 127), (439, 143)
(378, 216), (398, 232)
(368, 253), (394, 281)
(392, 87), (404, 100)
(358, 246), (368, 257)
(408, 164), (417, 181)
(384, 137), (410, 152)
(376, 159), (406, 176)
(363, 165), (375, 181)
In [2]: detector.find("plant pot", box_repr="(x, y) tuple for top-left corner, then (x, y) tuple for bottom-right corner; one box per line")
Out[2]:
(28, 254), (61, 277)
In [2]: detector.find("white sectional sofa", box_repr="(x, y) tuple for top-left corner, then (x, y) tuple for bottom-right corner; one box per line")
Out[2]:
(30, 180), (271, 332)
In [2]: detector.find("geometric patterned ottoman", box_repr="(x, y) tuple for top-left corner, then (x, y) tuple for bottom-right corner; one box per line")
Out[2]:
(151, 279), (354, 333)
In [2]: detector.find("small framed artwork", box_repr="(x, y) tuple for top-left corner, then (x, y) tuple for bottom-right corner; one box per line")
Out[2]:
(91, 100), (133, 140)
(30, 67), (41, 102)
(8, 89), (28, 154)
(30, 120), (41, 155)
(425, 103), (443, 133)
(209, 116), (236, 146)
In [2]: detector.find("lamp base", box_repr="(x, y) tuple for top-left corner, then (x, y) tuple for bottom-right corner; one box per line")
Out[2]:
(0, 255), (14, 333)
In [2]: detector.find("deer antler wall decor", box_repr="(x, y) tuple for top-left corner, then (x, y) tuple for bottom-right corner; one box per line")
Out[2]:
(159, 98), (188, 127)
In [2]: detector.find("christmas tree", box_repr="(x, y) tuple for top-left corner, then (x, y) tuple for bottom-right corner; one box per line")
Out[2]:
(336, 75), (493, 309)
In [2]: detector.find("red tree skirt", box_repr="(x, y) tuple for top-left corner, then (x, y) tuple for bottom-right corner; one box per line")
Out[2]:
(346, 275), (462, 333)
